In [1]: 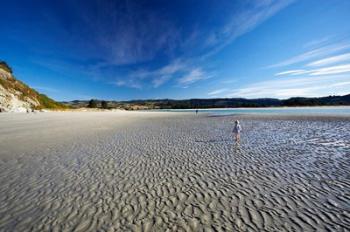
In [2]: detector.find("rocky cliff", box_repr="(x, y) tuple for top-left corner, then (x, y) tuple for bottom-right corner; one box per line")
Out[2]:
(0, 61), (67, 112)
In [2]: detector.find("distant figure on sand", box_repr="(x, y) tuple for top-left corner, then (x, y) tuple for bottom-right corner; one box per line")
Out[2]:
(233, 120), (242, 143)
(196, 109), (198, 115)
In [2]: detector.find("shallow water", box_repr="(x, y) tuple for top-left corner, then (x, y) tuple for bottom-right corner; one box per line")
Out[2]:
(0, 113), (349, 231)
(156, 106), (350, 116)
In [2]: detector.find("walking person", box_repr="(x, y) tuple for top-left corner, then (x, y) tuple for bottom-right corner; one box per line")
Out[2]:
(233, 120), (242, 143)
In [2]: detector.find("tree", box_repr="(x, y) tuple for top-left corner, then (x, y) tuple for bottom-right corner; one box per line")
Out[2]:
(88, 99), (98, 108)
(101, 100), (109, 109)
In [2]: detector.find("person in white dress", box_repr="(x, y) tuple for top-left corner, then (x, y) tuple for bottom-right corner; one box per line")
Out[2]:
(232, 120), (242, 143)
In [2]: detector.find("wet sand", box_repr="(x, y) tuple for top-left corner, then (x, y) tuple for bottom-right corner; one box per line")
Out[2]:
(0, 111), (349, 231)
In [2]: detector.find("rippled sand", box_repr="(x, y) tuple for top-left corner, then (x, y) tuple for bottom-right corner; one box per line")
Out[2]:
(0, 112), (349, 231)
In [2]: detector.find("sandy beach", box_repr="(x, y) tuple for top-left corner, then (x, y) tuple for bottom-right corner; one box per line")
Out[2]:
(0, 111), (349, 231)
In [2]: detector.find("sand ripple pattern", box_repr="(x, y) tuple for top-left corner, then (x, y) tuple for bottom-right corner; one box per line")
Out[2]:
(0, 115), (349, 231)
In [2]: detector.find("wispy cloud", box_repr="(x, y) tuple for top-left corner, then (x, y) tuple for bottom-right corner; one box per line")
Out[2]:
(268, 42), (350, 68)
(114, 60), (212, 89)
(273, 37), (350, 83)
(276, 63), (350, 77)
(303, 36), (332, 49)
(113, 79), (142, 89)
(152, 75), (172, 88)
(227, 75), (350, 99)
(73, 1), (181, 66)
(129, 60), (185, 79)
(178, 68), (210, 86)
(208, 88), (229, 96)
(126, 60), (187, 88)
(275, 69), (310, 76)
(111, 60), (185, 89)
(201, 0), (295, 59)
(307, 53), (350, 67)
(309, 63), (350, 76)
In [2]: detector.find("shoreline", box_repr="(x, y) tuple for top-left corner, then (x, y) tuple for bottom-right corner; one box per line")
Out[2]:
(210, 113), (350, 121)
(145, 105), (350, 110)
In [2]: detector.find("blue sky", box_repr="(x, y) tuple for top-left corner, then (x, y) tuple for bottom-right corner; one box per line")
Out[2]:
(1, 0), (350, 101)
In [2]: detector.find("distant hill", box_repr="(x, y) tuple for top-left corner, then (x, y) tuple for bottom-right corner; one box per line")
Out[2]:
(0, 61), (68, 112)
(63, 94), (350, 110)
